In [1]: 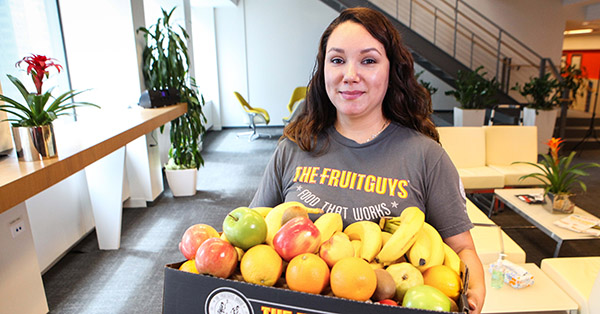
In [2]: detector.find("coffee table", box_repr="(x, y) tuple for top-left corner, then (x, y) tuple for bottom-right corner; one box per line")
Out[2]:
(490, 188), (600, 257)
(482, 263), (578, 313)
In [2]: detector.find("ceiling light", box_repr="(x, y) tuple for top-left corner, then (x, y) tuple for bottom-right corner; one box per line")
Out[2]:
(564, 28), (593, 35)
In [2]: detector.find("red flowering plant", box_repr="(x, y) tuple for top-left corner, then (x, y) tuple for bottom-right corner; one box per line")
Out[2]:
(0, 54), (99, 127)
(515, 137), (600, 194)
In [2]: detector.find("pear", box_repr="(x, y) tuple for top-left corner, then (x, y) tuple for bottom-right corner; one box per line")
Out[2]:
(280, 205), (308, 225)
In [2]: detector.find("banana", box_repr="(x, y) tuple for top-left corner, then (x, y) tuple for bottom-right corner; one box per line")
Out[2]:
(264, 201), (324, 246)
(343, 221), (382, 262)
(351, 240), (362, 258)
(407, 222), (444, 272)
(313, 213), (343, 244)
(381, 231), (393, 246)
(251, 206), (273, 217)
(443, 242), (461, 276)
(375, 206), (425, 264)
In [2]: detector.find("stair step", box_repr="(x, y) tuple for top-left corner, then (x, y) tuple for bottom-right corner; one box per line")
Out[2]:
(562, 126), (600, 138)
(561, 138), (600, 151)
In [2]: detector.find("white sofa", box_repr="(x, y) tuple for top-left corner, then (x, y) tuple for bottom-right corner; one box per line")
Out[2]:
(438, 127), (504, 190)
(437, 125), (544, 190)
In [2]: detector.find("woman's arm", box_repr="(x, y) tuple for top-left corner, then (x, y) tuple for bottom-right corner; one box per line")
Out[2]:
(444, 230), (485, 314)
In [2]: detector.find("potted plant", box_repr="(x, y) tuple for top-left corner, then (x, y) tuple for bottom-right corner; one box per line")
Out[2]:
(137, 7), (206, 197)
(0, 54), (98, 161)
(445, 66), (499, 126)
(512, 72), (561, 153)
(415, 71), (438, 97)
(514, 138), (600, 213)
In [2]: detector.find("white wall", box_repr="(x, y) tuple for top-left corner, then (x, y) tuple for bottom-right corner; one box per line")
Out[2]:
(563, 33), (600, 50)
(215, 0), (337, 127)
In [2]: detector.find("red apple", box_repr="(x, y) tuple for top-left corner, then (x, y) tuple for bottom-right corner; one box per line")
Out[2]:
(194, 237), (237, 278)
(179, 224), (220, 260)
(273, 216), (321, 261)
(378, 299), (398, 306)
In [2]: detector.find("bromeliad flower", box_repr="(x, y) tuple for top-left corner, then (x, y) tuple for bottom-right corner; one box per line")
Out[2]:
(16, 54), (63, 95)
(546, 137), (564, 165)
(0, 54), (99, 127)
(514, 138), (600, 194)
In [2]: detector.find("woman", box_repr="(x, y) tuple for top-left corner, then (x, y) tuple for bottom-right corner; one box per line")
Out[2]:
(250, 7), (485, 313)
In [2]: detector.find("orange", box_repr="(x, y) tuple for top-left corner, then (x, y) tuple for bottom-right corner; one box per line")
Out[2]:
(286, 253), (330, 294)
(179, 260), (199, 274)
(330, 256), (377, 301)
(422, 264), (462, 301)
(240, 244), (283, 286)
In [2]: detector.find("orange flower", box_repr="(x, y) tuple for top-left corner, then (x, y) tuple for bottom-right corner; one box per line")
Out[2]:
(546, 137), (564, 165)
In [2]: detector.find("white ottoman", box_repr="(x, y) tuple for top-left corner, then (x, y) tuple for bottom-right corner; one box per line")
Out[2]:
(541, 257), (600, 314)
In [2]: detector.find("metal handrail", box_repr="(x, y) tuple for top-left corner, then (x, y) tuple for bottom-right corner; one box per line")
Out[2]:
(375, 0), (558, 100)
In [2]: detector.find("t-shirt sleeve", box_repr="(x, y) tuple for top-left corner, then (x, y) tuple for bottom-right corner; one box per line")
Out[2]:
(424, 147), (473, 239)
(249, 142), (286, 208)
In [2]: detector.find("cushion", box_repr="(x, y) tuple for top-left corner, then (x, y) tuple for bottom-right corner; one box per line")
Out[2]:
(466, 199), (495, 225)
(541, 257), (600, 314)
(487, 164), (546, 187)
(458, 167), (505, 190)
(485, 126), (538, 165)
(438, 127), (486, 168)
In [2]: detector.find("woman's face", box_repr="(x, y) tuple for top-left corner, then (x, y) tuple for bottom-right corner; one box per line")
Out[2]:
(324, 21), (390, 121)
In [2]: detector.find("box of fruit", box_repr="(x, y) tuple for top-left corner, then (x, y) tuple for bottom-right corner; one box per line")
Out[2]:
(163, 203), (470, 314)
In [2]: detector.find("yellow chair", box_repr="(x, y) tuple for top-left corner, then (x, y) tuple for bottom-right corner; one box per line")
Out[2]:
(283, 86), (307, 125)
(234, 91), (271, 141)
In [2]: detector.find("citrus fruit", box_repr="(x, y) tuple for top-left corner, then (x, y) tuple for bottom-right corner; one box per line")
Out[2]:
(240, 244), (283, 286)
(330, 256), (377, 301)
(179, 259), (199, 274)
(285, 253), (330, 294)
(422, 264), (462, 301)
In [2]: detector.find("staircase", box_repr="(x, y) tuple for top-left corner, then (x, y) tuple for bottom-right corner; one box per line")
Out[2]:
(560, 112), (600, 151)
(319, 0), (557, 105)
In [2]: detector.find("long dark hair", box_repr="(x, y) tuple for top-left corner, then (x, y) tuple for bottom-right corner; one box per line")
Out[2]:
(284, 7), (439, 151)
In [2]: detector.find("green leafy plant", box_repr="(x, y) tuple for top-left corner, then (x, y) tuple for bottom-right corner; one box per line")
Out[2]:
(560, 64), (589, 99)
(512, 73), (561, 110)
(515, 138), (600, 194)
(415, 71), (438, 96)
(445, 66), (499, 109)
(137, 7), (206, 170)
(0, 54), (98, 127)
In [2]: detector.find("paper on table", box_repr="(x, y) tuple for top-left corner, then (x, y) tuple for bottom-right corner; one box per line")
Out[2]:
(553, 214), (600, 236)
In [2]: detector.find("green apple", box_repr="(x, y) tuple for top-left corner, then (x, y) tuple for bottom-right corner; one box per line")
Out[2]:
(402, 284), (451, 312)
(386, 262), (424, 302)
(223, 207), (267, 250)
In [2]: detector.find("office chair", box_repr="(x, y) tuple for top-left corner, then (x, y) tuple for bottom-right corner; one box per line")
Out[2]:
(283, 86), (307, 125)
(488, 104), (524, 125)
(234, 91), (271, 141)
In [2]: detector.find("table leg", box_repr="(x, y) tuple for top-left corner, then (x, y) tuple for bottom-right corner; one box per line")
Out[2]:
(488, 194), (497, 218)
(85, 147), (126, 250)
(553, 240), (564, 258)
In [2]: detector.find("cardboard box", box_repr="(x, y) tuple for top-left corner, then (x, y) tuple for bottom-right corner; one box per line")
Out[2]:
(164, 262), (469, 314)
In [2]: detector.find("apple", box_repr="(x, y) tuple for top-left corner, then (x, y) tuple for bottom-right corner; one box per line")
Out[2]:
(223, 207), (268, 250)
(319, 232), (355, 268)
(386, 262), (424, 302)
(273, 216), (321, 261)
(179, 224), (220, 260)
(402, 284), (451, 312)
(195, 237), (238, 278)
(377, 299), (398, 306)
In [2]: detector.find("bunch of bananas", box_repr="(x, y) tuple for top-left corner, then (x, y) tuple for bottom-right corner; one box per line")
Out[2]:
(258, 203), (461, 275)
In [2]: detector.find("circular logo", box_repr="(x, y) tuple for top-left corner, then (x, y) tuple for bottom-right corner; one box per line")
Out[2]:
(205, 287), (253, 314)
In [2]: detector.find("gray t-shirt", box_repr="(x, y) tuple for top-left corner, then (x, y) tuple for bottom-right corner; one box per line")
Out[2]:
(250, 123), (472, 239)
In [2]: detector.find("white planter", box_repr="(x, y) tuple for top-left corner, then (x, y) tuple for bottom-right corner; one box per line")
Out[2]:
(454, 107), (486, 126)
(165, 168), (197, 197)
(523, 107), (559, 154)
